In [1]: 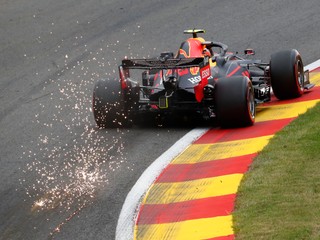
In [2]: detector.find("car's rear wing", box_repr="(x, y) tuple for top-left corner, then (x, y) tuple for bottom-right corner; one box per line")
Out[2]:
(119, 56), (211, 90)
(121, 57), (208, 70)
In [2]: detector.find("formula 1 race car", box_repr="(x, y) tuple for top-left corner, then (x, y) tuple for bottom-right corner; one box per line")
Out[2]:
(92, 29), (314, 128)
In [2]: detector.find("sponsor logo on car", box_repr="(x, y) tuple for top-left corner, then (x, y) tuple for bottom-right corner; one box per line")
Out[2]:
(201, 68), (210, 79)
(188, 76), (201, 84)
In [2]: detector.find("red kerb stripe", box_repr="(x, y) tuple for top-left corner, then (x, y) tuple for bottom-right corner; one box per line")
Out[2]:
(205, 234), (235, 240)
(137, 194), (236, 225)
(262, 86), (320, 106)
(195, 118), (293, 144)
(156, 154), (256, 183)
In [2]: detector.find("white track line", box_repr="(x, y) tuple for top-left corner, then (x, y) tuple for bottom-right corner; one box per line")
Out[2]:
(305, 59), (320, 71)
(115, 128), (209, 240)
(115, 59), (320, 240)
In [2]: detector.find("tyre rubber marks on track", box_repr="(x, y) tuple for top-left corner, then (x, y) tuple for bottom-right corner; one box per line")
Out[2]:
(134, 68), (320, 240)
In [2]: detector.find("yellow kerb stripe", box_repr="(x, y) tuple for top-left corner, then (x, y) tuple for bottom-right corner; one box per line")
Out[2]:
(310, 71), (320, 86)
(135, 215), (233, 240)
(172, 135), (272, 164)
(256, 100), (319, 122)
(144, 173), (243, 205)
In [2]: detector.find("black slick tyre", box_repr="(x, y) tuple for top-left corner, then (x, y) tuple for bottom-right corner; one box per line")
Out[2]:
(92, 79), (132, 128)
(215, 76), (255, 128)
(270, 49), (304, 100)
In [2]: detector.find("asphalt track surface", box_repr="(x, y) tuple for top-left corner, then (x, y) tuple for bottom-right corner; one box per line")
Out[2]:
(1, 1), (320, 239)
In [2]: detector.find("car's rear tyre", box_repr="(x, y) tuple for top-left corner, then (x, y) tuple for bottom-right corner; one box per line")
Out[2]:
(92, 79), (133, 128)
(270, 49), (304, 100)
(215, 76), (255, 128)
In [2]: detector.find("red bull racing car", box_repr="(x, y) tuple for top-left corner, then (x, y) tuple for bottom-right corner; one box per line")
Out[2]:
(92, 29), (314, 128)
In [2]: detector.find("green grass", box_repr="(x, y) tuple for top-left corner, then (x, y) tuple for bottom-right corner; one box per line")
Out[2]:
(233, 102), (320, 240)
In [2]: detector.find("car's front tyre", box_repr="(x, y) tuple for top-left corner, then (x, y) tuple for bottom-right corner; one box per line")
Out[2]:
(270, 49), (304, 100)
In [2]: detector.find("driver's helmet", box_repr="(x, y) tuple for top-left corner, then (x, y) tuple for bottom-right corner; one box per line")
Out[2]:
(178, 37), (211, 58)
(202, 48), (212, 57)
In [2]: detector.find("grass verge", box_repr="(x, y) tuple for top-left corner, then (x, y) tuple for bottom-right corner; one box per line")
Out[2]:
(233, 102), (320, 240)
